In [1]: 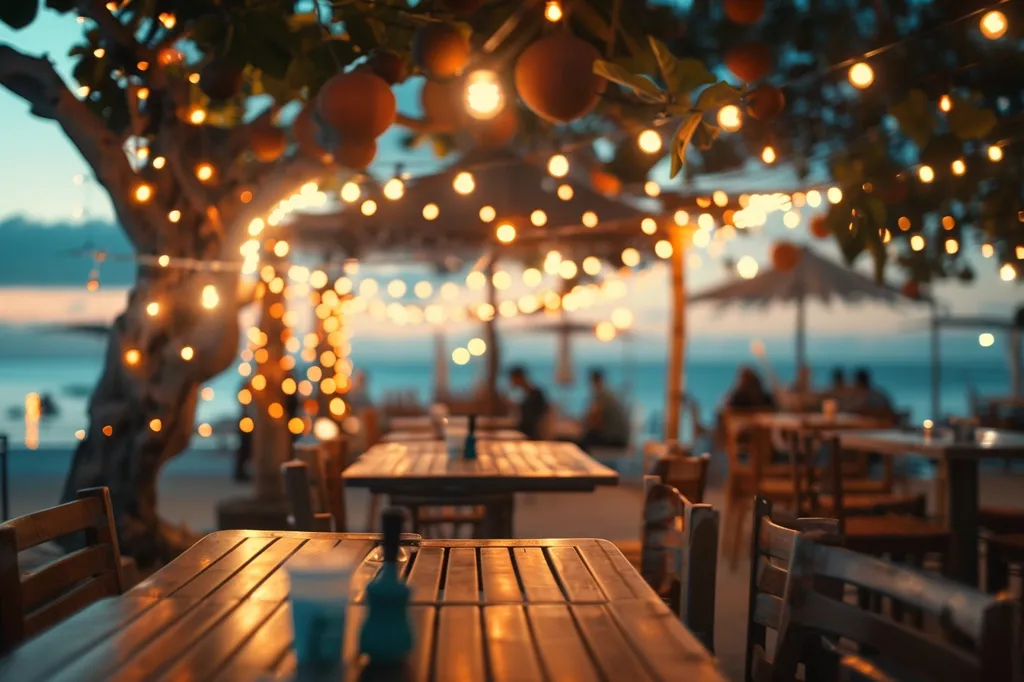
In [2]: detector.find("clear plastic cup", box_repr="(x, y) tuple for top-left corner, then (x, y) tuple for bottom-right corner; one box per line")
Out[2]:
(286, 550), (356, 672)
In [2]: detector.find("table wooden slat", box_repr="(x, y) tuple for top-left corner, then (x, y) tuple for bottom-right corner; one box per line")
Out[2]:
(444, 547), (479, 602)
(512, 547), (564, 602)
(0, 532), (726, 682)
(480, 547), (523, 603)
(485, 605), (545, 682)
(435, 606), (485, 681)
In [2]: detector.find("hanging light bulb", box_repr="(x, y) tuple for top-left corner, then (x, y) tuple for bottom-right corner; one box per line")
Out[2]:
(951, 159), (966, 176)
(761, 146), (776, 164)
(547, 154), (569, 178)
(495, 222), (517, 244)
(980, 10), (1008, 39)
(133, 183), (153, 202)
(717, 105), (742, 132)
(939, 94), (952, 112)
(465, 70), (504, 120)
(340, 181), (361, 203)
(637, 129), (662, 154)
(201, 284), (219, 309)
(556, 184), (574, 201)
(188, 106), (207, 124)
(544, 0), (563, 21)
(644, 181), (661, 197)
(848, 62), (874, 89)
(479, 205), (496, 222)
(988, 145), (1004, 162)
(195, 163), (214, 182)
(361, 199), (377, 216)
(422, 203), (440, 220)
(918, 165), (935, 183)
(383, 177), (404, 200)
(453, 171), (475, 195)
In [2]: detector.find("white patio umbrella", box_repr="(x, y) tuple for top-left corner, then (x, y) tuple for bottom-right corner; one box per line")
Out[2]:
(689, 245), (921, 368)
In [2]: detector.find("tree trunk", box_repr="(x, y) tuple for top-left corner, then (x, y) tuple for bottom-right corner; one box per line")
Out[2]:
(61, 264), (242, 567)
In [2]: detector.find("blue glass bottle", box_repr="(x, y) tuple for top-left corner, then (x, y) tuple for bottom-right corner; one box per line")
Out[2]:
(359, 509), (413, 663)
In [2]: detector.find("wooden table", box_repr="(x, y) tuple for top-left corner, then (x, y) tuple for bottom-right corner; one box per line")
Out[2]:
(344, 441), (619, 536)
(0, 531), (725, 682)
(838, 428), (1024, 585)
(381, 428), (526, 443)
(387, 415), (518, 432)
(754, 412), (884, 431)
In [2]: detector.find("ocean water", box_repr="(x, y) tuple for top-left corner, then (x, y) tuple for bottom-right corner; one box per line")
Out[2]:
(0, 354), (1011, 449)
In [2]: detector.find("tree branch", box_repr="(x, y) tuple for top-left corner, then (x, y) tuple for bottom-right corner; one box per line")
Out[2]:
(0, 44), (161, 251)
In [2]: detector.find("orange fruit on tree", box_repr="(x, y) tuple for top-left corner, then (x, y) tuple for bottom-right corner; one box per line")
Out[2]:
(809, 215), (831, 239)
(293, 104), (328, 160)
(421, 78), (467, 132)
(413, 22), (471, 80)
(469, 104), (518, 149)
(317, 71), (396, 141)
(747, 84), (785, 120)
(770, 241), (801, 271)
(368, 50), (407, 85)
(251, 124), (287, 163)
(724, 0), (765, 25)
(515, 32), (606, 123)
(725, 42), (773, 83)
(590, 169), (623, 197)
(335, 139), (377, 171)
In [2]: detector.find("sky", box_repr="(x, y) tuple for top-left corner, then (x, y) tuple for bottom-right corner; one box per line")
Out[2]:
(0, 8), (1020, 365)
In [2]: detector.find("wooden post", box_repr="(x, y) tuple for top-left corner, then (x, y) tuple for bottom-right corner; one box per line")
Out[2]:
(665, 225), (688, 441)
(930, 305), (941, 419)
(1009, 328), (1022, 398)
(484, 257), (501, 415)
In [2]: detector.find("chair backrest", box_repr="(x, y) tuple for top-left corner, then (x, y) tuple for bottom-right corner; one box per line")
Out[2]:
(0, 487), (126, 651)
(818, 436), (917, 530)
(745, 496), (839, 682)
(774, 539), (1021, 682)
(281, 461), (334, 532)
(639, 482), (719, 653)
(650, 450), (710, 503)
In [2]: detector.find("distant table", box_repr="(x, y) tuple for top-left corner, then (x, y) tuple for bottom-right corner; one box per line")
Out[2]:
(0, 531), (725, 682)
(754, 412), (885, 431)
(344, 441), (619, 536)
(381, 428), (526, 443)
(838, 428), (1024, 585)
(387, 415), (518, 432)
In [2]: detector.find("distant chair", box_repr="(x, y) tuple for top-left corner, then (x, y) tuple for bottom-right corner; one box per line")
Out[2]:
(282, 441), (347, 532)
(773, 535), (1021, 682)
(0, 488), (128, 652)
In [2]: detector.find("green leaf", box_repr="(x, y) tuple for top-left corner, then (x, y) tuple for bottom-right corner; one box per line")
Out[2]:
(692, 120), (720, 150)
(695, 82), (743, 112)
(669, 113), (702, 179)
(592, 60), (665, 103)
(648, 36), (714, 96)
(888, 89), (934, 149)
(0, 0), (38, 29)
(948, 98), (997, 140)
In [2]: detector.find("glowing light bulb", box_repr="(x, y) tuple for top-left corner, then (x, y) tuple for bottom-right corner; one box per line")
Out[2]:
(717, 105), (741, 132)
(180, 346), (194, 361)
(547, 154), (569, 178)
(595, 321), (616, 342)
(643, 217), (658, 234)
(201, 284), (219, 309)
(761, 146), (776, 164)
(146, 301), (160, 316)
(654, 240), (673, 259)
(848, 62), (874, 89)
(124, 349), (141, 366)
(582, 211), (598, 228)
(340, 181), (360, 202)
(951, 159), (966, 176)
(544, 0), (563, 22)
(557, 184), (574, 200)
(361, 199), (377, 216)
(195, 163), (214, 181)
(479, 205), (496, 222)
(827, 187), (843, 204)
(189, 107), (207, 124)
(945, 239), (959, 255)
(939, 94), (952, 112)
(918, 165), (935, 183)
(637, 129), (662, 154)
(988, 145), (1004, 162)
(644, 180), (661, 197)
(465, 69), (504, 120)
(422, 203), (439, 220)
(531, 210), (547, 227)
(495, 222), (517, 244)
(911, 235), (925, 251)
(453, 171), (475, 195)
(133, 183), (153, 202)
(1000, 263), (1016, 281)
(980, 10), (1008, 39)
(582, 256), (601, 275)
(152, 156), (165, 169)
(383, 177), (404, 200)
(621, 248), (640, 268)
(736, 255), (759, 279)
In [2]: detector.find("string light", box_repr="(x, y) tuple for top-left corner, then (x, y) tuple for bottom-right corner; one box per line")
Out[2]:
(582, 256), (601, 275)
(531, 210), (548, 227)
(736, 256), (759, 279)
(556, 184), (574, 201)
(422, 203), (440, 220)
(195, 163), (214, 182)
(495, 222), (517, 244)
(133, 183), (153, 202)
(761, 146), (776, 164)
(465, 70), (504, 120)
(827, 187), (843, 204)
(361, 199), (377, 216)
(340, 182), (361, 203)
(383, 177), (405, 200)
(911, 235), (926, 251)
(581, 211), (598, 228)
(717, 105), (742, 132)
(452, 171), (475, 195)
(146, 301), (160, 316)
(988, 145), (1003, 162)
(180, 346), (195, 361)
(152, 156), (165, 169)
(621, 248), (641, 267)
(637, 129), (662, 154)
(1000, 264), (1017, 281)
(654, 240), (673, 259)
(918, 165), (935, 183)
(980, 10), (1008, 39)
(547, 154), (569, 178)
(544, 0), (563, 21)
(595, 321), (616, 342)
(945, 239), (959, 255)
(642, 217), (658, 234)
(479, 205), (496, 222)
(188, 107), (207, 125)
(951, 159), (966, 176)
(848, 62), (874, 89)
(124, 349), (141, 366)
(644, 181), (661, 197)
(939, 94), (952, 112)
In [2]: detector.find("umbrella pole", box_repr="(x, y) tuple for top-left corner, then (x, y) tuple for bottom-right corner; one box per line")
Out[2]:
(665, 225), (688, 441)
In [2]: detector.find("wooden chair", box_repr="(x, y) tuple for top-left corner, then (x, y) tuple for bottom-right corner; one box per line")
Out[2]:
(745, 496), (840, 682)
(773, 538), (1021, 682)
(633, 482), (719, 653)
(0, 488), (127, 652)
(818, 436), (951, 576)
(282, 441), (348, 532)
(978, 507), (1024, 596)
(388, 495), (491, 539)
